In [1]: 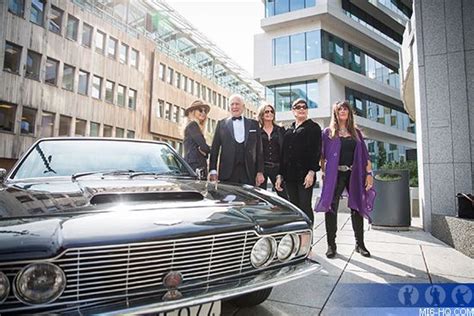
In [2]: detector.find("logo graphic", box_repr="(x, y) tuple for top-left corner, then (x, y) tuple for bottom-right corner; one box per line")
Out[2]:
(452, 285), (472, 306)
(398, 285), (419, 306)
(425, 285), (446, 306)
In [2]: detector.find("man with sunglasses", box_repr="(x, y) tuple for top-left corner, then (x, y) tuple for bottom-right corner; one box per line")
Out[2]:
(209, 94), (264, 186)
(275, 98), (322, 224)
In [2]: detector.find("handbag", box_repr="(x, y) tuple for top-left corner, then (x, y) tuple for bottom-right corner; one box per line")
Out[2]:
(456, 193), (474, 219)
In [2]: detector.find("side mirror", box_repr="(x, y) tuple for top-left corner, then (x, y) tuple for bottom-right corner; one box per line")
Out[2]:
(0, 168), (7, 183)
(195, 168), (206, 180)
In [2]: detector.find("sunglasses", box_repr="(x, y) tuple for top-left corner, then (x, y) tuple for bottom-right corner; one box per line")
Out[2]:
(264, 109), (274, 114)
(197, 108), (208, 114)
(293, 105), (308, 110)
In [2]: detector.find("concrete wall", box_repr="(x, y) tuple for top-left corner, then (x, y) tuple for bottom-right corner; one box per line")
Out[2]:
(412, 0), (473, 231)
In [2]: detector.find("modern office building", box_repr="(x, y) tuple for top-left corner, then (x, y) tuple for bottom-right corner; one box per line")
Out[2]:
(400, 0), (473, 256)
(0, 0), (263, 170)
(254, 0), (416, 170)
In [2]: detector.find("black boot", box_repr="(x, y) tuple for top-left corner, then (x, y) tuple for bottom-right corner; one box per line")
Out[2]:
(326, 244), (337, 258)
(325, 212), (337, 258)
(351, 210), (371, 257)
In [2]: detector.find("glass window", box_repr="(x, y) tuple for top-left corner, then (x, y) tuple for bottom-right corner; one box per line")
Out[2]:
(305, 0), (315, 7)
(290, 0), (305, 12)
(172, 105), (179, 123)
(105, 80), (114, 103)
(306, 30), (321, 60)
(91, 75), (102, 99)
(167, 67), (174, 84)
(0, 103), (16, 132)
(334, 37), (344, 66)
(82, 23), (93, 48)
(8, 0), (25, 17)
(25, 50), (41, 80)
(307, 81), (318, 108)
(159, 63), (166, 81)
(30, 0), (45, 26)
(58, 115), (71, 136)
(128, 89), (137, 109)
(290, 33), (305, 63)
(275, 85), (291, 112)
(40, 111), (54, 137)
(103, 125), (112, 137)
(196, 82), (200, 97)
(127, 130), (135, 139)
(108, 37), (117, 59)
(3, 41), (22, 74)
(78, 70), (89, 95)
(274, 36), (290, 65)
(45, 58), (59, 85)
(201, 85), (206, 100)
(348, 45), (362, 73)
(265, 0), (275, 17)
(275, 0), (289, 15)
(157, 100), (164, 118)
(119, 43), (128, 64)
(90, 122), (100, 137)
(115, 127), (124, 138)
(20, 107), (36, 135)
(290, 82), (306, 104)
(180, 107), (185, 121)
(182, 75), (187, 91)
(166, 102), (172, 120)
(175, 72), (181, 88)
(130, 49), (138, 68)
(49, 6), (63, 34)
(189, 79), (194, 95)
(66, 15), (79, 41)
(75, 119), (86, 136)
(95, 30), (105, 54)
(117, 85), (126, 106)
(62, 64), (75, 91)
(208, 88), (212, 102)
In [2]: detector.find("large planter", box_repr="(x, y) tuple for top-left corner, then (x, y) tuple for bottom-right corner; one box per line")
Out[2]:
(372, 169), (411, 228)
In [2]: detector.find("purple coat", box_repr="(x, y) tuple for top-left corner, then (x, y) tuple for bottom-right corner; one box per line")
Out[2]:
(314, 128), (376, 222)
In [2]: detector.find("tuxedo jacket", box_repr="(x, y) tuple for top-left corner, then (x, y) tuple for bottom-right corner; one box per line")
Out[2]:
(209, 117), (264, 181)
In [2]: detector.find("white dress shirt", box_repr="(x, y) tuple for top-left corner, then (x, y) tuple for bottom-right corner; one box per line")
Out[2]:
(232, 117), (245, 143)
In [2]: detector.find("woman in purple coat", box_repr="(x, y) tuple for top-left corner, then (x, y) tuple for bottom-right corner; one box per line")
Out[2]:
(315, 101), (375, 258)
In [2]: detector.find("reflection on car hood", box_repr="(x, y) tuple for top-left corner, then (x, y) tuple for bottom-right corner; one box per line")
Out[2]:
(0, 177), (309, 261)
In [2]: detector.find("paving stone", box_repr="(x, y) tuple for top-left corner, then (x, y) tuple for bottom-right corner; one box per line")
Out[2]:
(233, 300), (321, 316)
(422, 245), (474, 278)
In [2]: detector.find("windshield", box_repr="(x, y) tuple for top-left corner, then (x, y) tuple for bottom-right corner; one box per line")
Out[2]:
(11, 140), (192, 179)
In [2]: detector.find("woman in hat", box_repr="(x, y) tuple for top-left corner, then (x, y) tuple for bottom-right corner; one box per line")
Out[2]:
(183, 100), (211, 177)
(315, 100), (375, 259)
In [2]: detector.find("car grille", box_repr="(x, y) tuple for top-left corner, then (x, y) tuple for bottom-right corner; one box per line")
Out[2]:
(0, 230), (307, 313)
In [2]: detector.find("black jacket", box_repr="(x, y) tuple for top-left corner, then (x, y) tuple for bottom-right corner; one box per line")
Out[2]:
(209, 117), (264, 181)
(183, 121), (210, 171)
(261, 124), (285, 164)
(279, 119), (322, 182)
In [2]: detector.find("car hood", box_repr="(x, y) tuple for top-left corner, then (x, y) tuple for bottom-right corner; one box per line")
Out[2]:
(0, 177), (309, 262)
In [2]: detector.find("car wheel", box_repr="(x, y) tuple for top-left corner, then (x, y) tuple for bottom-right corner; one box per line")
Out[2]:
(228, 288), (273, 307)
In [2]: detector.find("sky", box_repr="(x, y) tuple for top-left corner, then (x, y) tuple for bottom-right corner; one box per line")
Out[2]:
(164, 0), (264, 76)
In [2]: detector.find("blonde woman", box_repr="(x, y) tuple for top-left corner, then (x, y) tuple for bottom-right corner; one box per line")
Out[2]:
(183, 100), (211, 177)
(257, 103), (287, 199)
(315, 100), (375, 259)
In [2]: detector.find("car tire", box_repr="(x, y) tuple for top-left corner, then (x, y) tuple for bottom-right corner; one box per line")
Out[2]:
(228, 288), (273, 307)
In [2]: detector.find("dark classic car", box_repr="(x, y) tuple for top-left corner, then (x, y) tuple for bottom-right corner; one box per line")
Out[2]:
(0, 138), (321, 315)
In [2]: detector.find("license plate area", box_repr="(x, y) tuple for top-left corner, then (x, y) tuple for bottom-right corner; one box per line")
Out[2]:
(158, 300), (221, 316)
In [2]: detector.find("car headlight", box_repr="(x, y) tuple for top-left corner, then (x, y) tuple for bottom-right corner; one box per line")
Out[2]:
(14, 263), (66, 305)
(251, 237), (276, 268)
(0, 272), (10, 304)
(277, 233), (299, 262)
(296, 231), (312, 257)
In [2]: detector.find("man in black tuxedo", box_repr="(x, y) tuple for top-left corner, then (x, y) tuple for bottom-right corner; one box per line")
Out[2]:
(209, 94), (265, 186)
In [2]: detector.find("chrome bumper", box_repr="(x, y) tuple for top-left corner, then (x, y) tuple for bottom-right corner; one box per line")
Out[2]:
(83, 256), (322, 315)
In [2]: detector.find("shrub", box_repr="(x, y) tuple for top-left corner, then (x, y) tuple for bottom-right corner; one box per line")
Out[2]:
(380, 160), (418, 187)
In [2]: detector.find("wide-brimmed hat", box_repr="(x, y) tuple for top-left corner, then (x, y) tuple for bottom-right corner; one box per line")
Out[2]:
(184, 100), (210, 116)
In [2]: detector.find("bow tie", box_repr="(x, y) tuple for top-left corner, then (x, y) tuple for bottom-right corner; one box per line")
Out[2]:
(232, 116), (242, 121)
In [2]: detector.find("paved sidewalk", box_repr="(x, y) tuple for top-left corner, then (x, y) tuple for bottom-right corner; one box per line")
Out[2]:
(222, 210), (474, 315)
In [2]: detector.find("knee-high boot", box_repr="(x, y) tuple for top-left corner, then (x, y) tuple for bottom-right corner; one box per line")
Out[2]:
(351, 210), (371, 257)
(325, 212), (337, 258)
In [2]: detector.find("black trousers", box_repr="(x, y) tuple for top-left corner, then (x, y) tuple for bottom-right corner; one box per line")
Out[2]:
(325, 171), (365, 247)
(259, 165), (288, 199)
(286, 181), (314, 223)
(228, 163), (252, 185)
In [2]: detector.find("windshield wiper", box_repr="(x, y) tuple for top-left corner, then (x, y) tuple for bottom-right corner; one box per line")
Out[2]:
(72, 170), (137, 180)
(129, 170), (191, 179)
